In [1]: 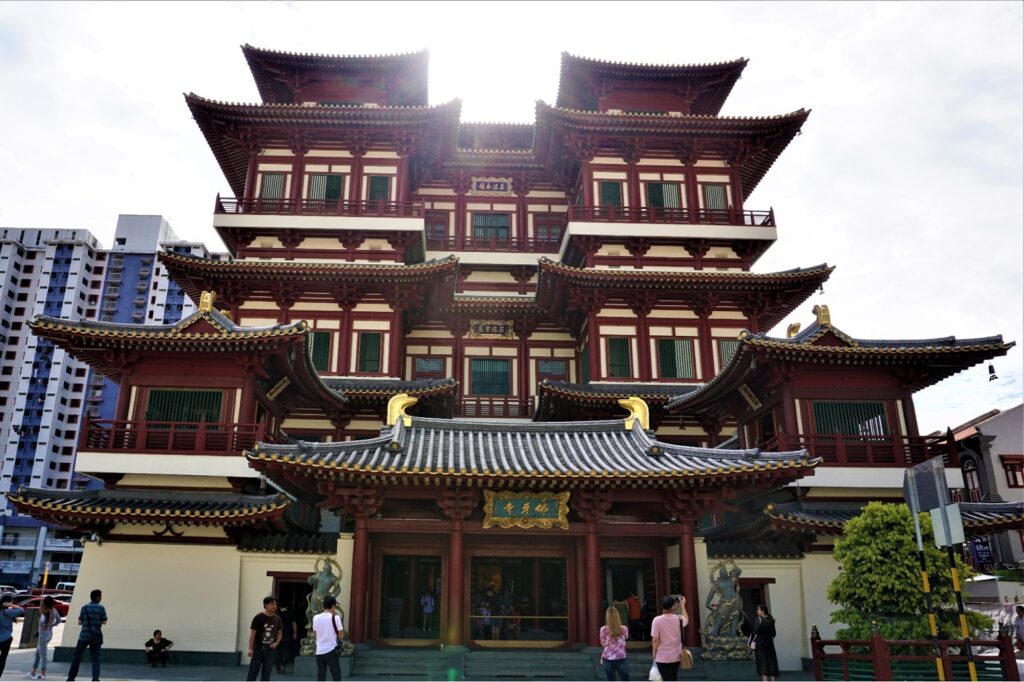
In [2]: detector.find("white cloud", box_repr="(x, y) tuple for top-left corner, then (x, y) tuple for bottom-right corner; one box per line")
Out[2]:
(0, 0), (1020, 430)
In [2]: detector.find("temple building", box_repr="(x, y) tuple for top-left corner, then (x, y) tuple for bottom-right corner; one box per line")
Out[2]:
(10, 46), (1020, 674)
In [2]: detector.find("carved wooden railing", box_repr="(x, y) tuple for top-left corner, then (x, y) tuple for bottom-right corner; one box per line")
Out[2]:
(215, 195), (424, 218)
(81, 417), (265, 455)
(454, 397), (535, 419)
(567, 205), (775, 226)
(760, 433), (959, 467)
(425, 236), (562, 253)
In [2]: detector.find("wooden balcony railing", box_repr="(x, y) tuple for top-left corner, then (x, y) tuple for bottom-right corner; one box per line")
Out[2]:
(81, 417), (265, 455)
(760, 433), (959, 467)
(454, 397), (535, 419)
(425, 236), (562, 253)
(215, 195), (424, 218)
(567, 205), (775, 226)
(810, 625), (1020, 682)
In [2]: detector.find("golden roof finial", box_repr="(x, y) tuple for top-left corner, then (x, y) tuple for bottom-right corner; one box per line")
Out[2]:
(199, 291), (216, 314)
(812, 304), (831, 326)
(619, 396), (650, 431)
(386, 393), (418, 427)
(787, 322), (801, 338)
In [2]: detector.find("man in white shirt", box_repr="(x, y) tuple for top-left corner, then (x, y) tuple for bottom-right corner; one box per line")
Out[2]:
(311, 596), (345, 681)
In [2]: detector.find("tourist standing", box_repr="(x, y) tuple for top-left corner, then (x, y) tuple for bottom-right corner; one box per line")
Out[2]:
(276, 603), (297, 673)
(67, 589), (107, 682)
(1014, 604), (1024, 657)
(247, 596), (283, 681)
(311, 596), (345, 681)
(420, 590), (435, 631)
(0, 594), (25, 676)
(29, 595), (62, 679)
(600, 606), (630, 681)
(626, 592), (644, 640)
(650, 595), (688, 682)
(752, 604), (779, 682)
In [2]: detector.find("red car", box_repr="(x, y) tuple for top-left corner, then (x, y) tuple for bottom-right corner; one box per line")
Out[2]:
(16, 595), (70, 617)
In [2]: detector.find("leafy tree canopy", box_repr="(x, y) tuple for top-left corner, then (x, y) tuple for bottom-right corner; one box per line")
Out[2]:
(827, 501), (991, 640)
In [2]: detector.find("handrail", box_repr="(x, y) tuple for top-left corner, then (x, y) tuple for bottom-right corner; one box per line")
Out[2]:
(567, 205), (775, 227)
(215, 196), (425, 218)
(454, 397), (535, 419)
(425, 236), (562, 253)
(762, 433), (958, 467)
(80, 417), (265, 455)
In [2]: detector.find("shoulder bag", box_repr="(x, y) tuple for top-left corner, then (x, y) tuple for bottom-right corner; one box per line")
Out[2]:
(679, 619), (693, 670)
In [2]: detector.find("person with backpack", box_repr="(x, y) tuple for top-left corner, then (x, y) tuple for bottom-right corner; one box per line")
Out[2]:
(27, 595), (62, 679)
(0, 594), (26, 677)
(67, 589), (107, 682)
(311, 596), (346, 681)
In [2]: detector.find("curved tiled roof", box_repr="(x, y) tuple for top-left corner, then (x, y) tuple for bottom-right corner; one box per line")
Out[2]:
(535, 381), (704, 422)
(321, 377), (456, 399)
(238, 532), (339, 554)
(247, 414), (816, 488)
(764, 500), (1024, 536)
(8, 488), (288, 528)
(538, 259), (832, 287)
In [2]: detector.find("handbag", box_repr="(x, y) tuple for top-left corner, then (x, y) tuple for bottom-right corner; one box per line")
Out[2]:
(748, 634), (757, 651)
(679, 619), (693, 669)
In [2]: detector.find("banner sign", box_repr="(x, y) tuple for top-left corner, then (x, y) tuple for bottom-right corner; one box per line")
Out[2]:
(470, 177), (514, 196)
(483, 491), (570, 530)
(467, 319), (515, 340)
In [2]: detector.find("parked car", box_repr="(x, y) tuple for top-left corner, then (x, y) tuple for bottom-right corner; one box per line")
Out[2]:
(0, 585), (25, 595)
(55, 581), (76, 592)
(16, 595), (70, 617)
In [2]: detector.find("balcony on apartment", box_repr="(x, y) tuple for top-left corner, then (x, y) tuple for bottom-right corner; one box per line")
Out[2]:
(80, 415), (266, 455)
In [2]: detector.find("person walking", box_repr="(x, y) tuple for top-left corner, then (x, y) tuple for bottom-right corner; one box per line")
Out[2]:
(0, 594), (25, 677)
(751, 604), (779, 682)
(143, 630), (173, 667)
(247, 596), (283, 681)
(311, 596), (346, 681)
(67, 589), (107, 682)
(420, 590), (435, 632)
(27, 596), (61, 679)
(626, 592), (644, 641)
(650, 595), (688, 682)
(600, 606), (630, 681)
(275, 604), (296, 674)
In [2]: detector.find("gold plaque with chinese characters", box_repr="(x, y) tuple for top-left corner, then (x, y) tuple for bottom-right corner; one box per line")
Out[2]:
(469, 177), (514, 196)
(467, 319), (515, 340)
(483, 491), (570, 530)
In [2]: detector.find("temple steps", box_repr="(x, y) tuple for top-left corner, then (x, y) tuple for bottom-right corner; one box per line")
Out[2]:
(351, 648), (450, 679)
(464, 650), (597, 679)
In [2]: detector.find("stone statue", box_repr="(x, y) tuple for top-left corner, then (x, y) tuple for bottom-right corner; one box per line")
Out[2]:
(300, 556), (344, 657)
(700, 560), (753, 661)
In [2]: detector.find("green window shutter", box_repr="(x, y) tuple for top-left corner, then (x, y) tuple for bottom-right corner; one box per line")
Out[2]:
(717, 339), (740, 367)
(357, 332), (382, 373)
(702, 184), (728, 210)
(325, 174), (343, 201)
(580, 346), (590, 384)
(414, 357), (444, 377)
(308, 174), (327, 200)
(310, 331), (331, 372)
(259, 173), (285, 199)
(367, 176), (390, 202)
(658, 339), (695, 379)
(471, 358), (510, 395)
(600, 182), (622, 207)
(661, 184), (681, 208)
(607, 338), (631, 378)
(648, 183), (665, 208)
(145, 389), (223, 423)
(812, 401), (890, 436)
(471, 213), (511, 239)
(537, 359), (568, 378)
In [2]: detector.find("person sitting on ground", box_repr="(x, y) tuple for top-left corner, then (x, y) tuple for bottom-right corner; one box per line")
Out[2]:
(144, 629), (174, 667)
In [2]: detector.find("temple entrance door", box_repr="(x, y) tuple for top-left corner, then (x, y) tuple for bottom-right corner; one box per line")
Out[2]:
(468, 557), (569, 646)
(377, 555), (443, 642)
(603, 558), (657, 641)
(272, 577), (312, 665)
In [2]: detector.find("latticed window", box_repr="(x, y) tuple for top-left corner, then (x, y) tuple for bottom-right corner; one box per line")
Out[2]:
(471, 213), (511, 239)
(413, 357), (445, 379)
(307, 174), (343, 202)
(658, 339), (696, 379)
(537, 359), (569, 381)
(425, 212), (449, 241)
(717, 339), (740, 367)
(310, 331), (332, 372)
(702, 183), (728, 210)
(259, 173), (285, 199)
(647, 182), (682, 208)
(599, 181), (623, 207)
(1002, 456), (1024, 488)
(471, 358), (510, 395)
(812, 401), (890, 436)
(607, 338), (632, 378)
(367, 176), (391, 202)
(145, 389), (223, 423)
(357, 332), (382, 373)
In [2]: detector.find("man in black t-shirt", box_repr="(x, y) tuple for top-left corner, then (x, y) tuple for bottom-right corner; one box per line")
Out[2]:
(247, 596), (283, 681)
(144, 629), (174, 666)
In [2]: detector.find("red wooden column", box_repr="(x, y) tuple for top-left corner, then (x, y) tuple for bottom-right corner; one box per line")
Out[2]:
(630, 293), (657, 381)
(439, 489), (478, 647)
(243, 147), (259, 203)
(114, 373), (133, 421)
(573, 490), (611, 647)
(664, 490), (714, 647)
(693, 299), (716, 383)
(338, 488), (384, 644)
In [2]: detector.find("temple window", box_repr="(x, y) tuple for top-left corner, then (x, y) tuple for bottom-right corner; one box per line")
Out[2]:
(144, 388), (223, 424)
(646, 182), (682, 209)
(606, 337), (632, 378)
(658, 338), (696, 379)
(310, 331), (332, 372)
(701, 183), (728, 210)
(533, 214), (564, 244)
(307, 173), (344, 205)
(413, 357), (445, 379)
(537, 359), (569, 382)
(599, 181), (623, 207)
(425, 212), (449, 240)
(357, 332), (383, 373)
(717, 339), (740, 368)
(811, 401), (889, 437)
(471, 213), (511, 240)
(259, 172), (286, 199)
(367, 175), (391, 202)
(470, 358), (510, 395)
(1001, 456), (1024, 488)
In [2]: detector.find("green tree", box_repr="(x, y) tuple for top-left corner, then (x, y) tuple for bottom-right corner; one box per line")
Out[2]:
(827, 502), (991, 640)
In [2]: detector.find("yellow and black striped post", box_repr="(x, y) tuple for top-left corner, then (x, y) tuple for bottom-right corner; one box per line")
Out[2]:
(917, 547), (945, 681)
(946, 545), (977, 682)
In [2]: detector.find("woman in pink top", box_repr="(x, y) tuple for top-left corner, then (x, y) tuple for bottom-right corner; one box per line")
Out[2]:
(600, 606), (630, 680)
(650, 595), (688, 681)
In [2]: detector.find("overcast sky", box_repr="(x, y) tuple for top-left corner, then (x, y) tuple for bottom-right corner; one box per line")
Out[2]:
(0, 1), (1020, 432)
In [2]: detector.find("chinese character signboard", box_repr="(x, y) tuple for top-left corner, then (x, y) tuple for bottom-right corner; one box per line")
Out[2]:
(470, 177), (514, 196)
(467, 319), (515, 340)
(483, 491), (570, 530)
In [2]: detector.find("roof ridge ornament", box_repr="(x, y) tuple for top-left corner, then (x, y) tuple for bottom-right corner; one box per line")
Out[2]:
(387, 393), (418, 427)
(618, 396), (650, 431)
(199, 291), (216, 313)
(812, 304), (831, 326)
(787, 322), (801, 338)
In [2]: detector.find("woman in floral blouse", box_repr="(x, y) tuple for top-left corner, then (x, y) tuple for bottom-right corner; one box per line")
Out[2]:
(600, 606), (630, 680)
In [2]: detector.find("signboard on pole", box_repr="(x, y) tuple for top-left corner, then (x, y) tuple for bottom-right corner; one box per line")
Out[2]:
(902, 457), (949, 514)
(931, 503), (965, 548)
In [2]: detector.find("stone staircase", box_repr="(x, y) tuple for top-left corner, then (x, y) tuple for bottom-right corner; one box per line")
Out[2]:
(464, 650), (596, 680)
(350, 647), (451, 679)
